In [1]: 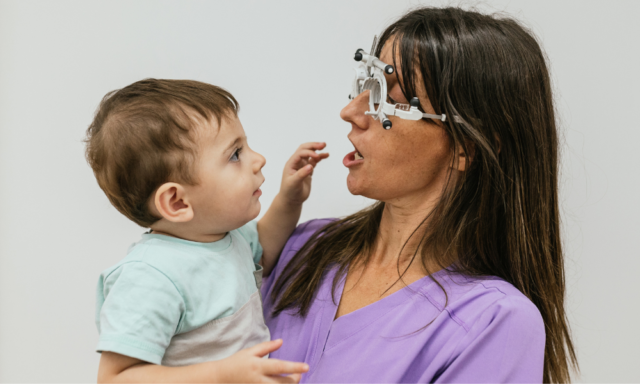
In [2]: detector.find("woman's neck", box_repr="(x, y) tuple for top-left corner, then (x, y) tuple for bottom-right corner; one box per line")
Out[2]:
(371, 195), (440, 270)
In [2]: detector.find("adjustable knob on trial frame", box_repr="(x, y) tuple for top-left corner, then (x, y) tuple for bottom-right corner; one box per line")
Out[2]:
(382, 119), (392, 130)
(410, 97), (421, 108)
(354, 49), (364, 61)
(384, 65), (394, 75)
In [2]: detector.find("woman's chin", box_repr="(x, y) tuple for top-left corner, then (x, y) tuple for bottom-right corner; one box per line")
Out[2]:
(346, 174), (367, 196)
(347, 174), (392, 201)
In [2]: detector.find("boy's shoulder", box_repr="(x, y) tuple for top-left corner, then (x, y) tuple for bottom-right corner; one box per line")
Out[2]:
(99, 233), (214, 286)
(101, 235), (186, 276)
(98, 237), (176, 293)
(101, 222), (259, 284)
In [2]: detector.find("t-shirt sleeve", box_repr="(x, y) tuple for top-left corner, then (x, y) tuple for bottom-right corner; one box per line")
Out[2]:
(96, 261), (185, 365)
(434, 296), (546, 383)
(235, 220), (263, 264)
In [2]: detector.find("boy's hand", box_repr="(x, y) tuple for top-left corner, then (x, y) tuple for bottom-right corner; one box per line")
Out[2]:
(217, 339), (309, 383)
(279, 142), (329, 206)
(258, 142), (328, 276)
(97, 339), (307, 383)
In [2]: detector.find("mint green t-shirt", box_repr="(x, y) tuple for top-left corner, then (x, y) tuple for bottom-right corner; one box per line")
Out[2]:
(95, 221), (270, 366)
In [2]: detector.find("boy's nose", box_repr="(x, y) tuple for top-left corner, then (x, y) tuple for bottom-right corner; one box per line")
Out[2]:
(253, 151), (266, 173)
(340, 91), (371, 130)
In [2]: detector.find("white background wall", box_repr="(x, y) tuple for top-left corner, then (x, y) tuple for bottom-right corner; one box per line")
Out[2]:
(0, 0), (638, 382)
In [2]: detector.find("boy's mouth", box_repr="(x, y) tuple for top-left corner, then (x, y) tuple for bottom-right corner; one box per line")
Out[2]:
(253, 179), (264, 197)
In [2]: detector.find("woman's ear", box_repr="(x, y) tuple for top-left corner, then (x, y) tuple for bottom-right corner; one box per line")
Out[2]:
(454, 141), (475, 172)
(153, 183), (194, 223)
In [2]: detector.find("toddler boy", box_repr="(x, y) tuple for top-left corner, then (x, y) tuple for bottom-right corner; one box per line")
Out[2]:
(85, 79), (328, 382)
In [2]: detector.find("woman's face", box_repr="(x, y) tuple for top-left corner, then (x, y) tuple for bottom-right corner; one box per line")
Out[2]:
(340, 40), (455, 204)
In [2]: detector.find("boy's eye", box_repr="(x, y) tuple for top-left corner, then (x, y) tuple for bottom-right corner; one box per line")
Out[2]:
(230, 147), (242, 162)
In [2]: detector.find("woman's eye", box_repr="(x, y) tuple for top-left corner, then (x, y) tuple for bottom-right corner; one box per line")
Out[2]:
(230, 148), (242, 162)
(387, 95), (396, 104)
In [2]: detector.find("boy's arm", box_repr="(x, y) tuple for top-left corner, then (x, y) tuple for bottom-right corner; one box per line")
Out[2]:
(98, 339), (308, 383)
(258, 142), (328, 275)
(258, 195), (302, 275)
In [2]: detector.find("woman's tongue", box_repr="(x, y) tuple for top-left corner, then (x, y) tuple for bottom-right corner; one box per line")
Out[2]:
(343, 150), (365, 166)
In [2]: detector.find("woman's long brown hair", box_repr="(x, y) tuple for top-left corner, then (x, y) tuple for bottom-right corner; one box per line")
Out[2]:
(271, 7), (577, 383)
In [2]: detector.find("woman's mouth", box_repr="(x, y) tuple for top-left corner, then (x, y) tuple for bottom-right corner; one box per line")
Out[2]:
(253, 188), (262, 197)
(343, 150), (364, 168)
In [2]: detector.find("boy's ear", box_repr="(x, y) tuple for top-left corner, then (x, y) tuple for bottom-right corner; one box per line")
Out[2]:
(153, 183), (194, 223)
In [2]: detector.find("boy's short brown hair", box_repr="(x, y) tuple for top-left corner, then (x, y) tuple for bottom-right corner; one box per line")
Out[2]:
(85, 78), (239, 227)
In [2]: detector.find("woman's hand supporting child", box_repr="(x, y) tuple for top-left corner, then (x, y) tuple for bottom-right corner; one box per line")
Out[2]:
(258, 142), (329, 275)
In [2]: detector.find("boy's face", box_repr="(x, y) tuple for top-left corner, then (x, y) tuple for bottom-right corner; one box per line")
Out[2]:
(186, 114), (266, 234)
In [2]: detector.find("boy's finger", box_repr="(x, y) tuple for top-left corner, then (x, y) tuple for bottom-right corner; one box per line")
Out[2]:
(262, 360), (310, 376)
(293, 164), (313, 180)
(292, 149), (325, 162)
(308, 153), (329, 168)
(267, 373), (302, 383)
(292, 151), (329, 168)
(248, 339), (283, 357)
(298, 142), (326, 151)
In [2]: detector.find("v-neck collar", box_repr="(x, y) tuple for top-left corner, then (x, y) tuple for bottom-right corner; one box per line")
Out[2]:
(312, 266), (450, 358)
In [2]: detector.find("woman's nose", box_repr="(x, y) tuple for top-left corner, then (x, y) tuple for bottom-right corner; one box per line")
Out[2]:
(340, 91), (371, 129)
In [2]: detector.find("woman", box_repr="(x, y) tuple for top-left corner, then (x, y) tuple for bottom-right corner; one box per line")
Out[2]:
(262, 7), (577, 383)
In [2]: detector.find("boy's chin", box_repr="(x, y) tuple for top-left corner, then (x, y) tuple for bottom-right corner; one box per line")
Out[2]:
(249, 202), (261, 220)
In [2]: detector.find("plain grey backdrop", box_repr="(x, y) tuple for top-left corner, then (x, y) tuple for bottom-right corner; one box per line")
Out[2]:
(1, 0), (638, 382)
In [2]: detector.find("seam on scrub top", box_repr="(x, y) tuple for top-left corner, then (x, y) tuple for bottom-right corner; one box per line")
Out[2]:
(443, 281), (511, 334)
(477, 280), (509, 297)
(420, 287), (470, 332)
(437, 294), (516, 378)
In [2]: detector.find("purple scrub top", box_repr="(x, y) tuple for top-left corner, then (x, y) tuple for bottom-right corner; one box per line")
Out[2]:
(261, 219), (546, 383)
